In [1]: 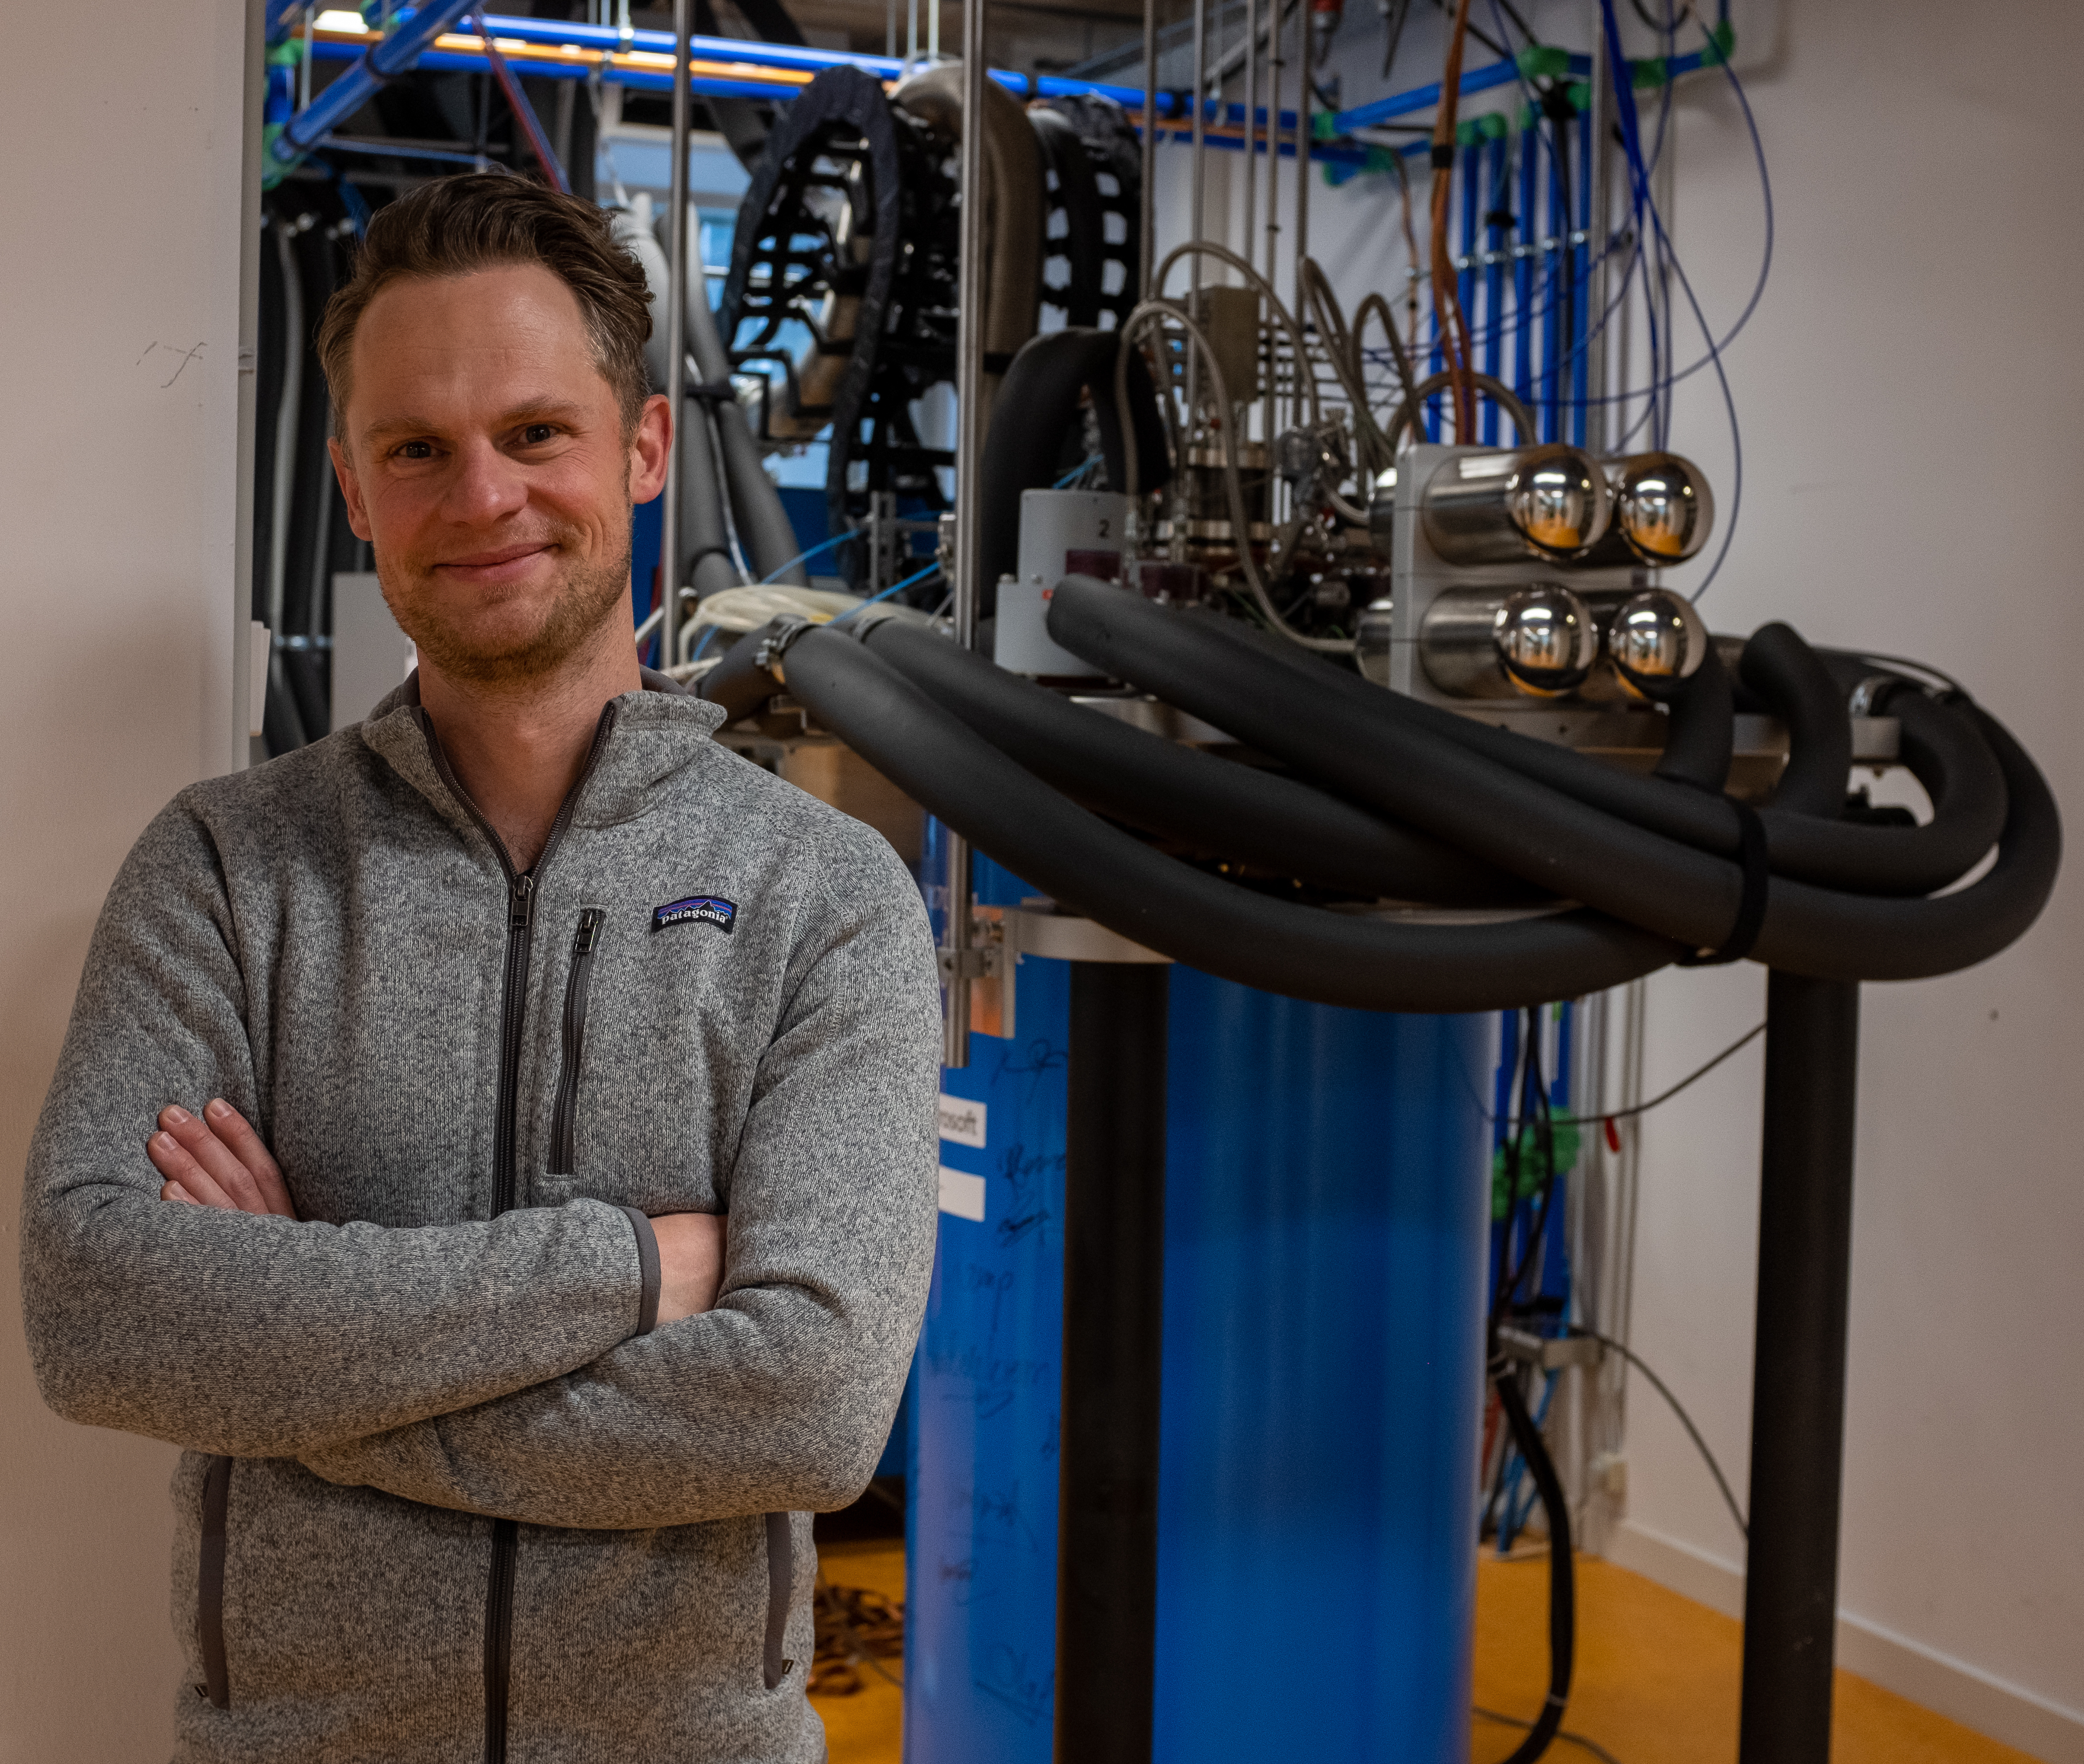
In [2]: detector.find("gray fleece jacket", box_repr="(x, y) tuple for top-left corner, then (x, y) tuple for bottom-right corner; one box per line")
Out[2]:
(18, 673), (942, 1764)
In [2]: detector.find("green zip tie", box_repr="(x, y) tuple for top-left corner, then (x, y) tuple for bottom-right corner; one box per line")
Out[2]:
(1567, 79), (1591, 110)
(1479, 111), (1509, 141)
(1701, 19), (1736, 65)
(1631, 56), (1669, 89)
(1313, 109), (1339, 141)
(1516, 43), (1571, 80)
(267, 37), (307, 68)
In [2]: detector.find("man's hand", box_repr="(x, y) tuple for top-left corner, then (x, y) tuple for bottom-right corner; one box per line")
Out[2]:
(651, 1211), (727, 1326)
(150, 1099), (723, 1322)
(148, 1100), (297, 1217)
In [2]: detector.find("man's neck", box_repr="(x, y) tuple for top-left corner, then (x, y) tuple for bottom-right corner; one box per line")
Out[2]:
(418, 626), (643, 874)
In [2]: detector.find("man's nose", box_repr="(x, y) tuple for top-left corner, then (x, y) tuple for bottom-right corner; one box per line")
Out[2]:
(442, 438), (528, 526)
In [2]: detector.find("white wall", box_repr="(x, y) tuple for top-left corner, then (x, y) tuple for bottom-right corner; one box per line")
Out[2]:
(1606, 1), (2084, 1755)
(0, 2), (251, 1757)
(1175, 0), (2084, 1752)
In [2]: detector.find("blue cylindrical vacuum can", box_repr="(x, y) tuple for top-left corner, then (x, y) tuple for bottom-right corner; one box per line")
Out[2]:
(905, 849), (1496, 1762)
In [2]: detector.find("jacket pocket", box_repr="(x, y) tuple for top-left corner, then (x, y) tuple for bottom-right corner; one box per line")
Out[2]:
(548, 909), (607, 1177)
(197, 1455), (232, 1708)
(763, 1511), (794, 1690)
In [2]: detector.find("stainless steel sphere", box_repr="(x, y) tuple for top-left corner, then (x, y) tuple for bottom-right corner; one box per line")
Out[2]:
(1492, 584), (1599, 696)
(1503, 444), (1611, 558)
(1612, 452), (1715, 563)
(1607, 589), (1708, 697)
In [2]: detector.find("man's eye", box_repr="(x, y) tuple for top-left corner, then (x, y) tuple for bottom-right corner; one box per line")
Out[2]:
(396, 441), (434, 460)
(521, 424), (559, 445)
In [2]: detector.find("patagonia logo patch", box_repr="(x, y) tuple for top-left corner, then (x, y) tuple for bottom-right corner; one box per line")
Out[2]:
(654, 895), (737, 935)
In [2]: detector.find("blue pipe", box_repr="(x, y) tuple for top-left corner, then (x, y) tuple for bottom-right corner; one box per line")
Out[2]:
(269, 0), (479, 175)
(302, 35), (1375, 168)
(1458, 138), (1480, 414)
(1572, 100), (1591, 447)
(1332, 26), (1731, 138)
(1513, 121), (1535, 424)
(1480, 134), (1505, 444)
(1542, 122), (1564, 443)
(1335, 53), (1563, 134)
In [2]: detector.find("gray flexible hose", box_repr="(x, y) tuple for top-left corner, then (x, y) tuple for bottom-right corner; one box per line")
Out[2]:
(613, 211), (745, 604)
(671, 203), (807, 587)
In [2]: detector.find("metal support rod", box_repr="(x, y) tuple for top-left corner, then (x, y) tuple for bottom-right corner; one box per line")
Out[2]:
(1738, 971), (1862, 1764)
(1190, 0), (1207, 259)
(659, 0), (691, 667)
(1054, 962), (1169, 1764)
(1139, 0), (1155, 300)
(1292, 3), (1308, 315)
(941, 0), (990, 1069)
(1262, 0), (1283, 463)
(1188, 0), (1207, 414)
(1241, 0), (1256, 254)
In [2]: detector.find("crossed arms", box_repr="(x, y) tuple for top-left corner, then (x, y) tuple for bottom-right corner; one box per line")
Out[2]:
(19, 799), (940, 1531)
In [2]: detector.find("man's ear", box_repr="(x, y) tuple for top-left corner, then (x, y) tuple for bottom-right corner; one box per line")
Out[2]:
(329, 437), (373, 542)
(628, 393), (672, 505)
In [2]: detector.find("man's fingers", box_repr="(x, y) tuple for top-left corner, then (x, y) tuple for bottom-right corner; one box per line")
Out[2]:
(161, 1180), (200, 1205)
(156, 1105), (272, 1216)
(147, 1129), (238, 1211)
(201, 1099), (297, 1218)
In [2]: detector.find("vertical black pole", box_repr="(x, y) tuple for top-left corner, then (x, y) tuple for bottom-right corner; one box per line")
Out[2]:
(1738, 971), (1861, 1764)
(1054, 962), (1169, 1764)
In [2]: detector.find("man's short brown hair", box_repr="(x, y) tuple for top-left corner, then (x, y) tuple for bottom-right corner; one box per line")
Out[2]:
(317, 174), (654, 442)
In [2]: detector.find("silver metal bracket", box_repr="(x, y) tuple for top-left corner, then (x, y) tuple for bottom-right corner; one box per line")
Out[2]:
(1496, 1326), (1604, 1372)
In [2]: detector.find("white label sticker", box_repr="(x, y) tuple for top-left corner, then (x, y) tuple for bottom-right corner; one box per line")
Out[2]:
(937, 1093), (987, 1148)
(938, 1166), (987, 1222)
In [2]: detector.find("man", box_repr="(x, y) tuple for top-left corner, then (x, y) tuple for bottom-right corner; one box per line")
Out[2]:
(19, 175), (941, 1762)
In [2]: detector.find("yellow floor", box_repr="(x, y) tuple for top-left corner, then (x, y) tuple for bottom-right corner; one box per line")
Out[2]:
(812, 1541), (2043, 1764)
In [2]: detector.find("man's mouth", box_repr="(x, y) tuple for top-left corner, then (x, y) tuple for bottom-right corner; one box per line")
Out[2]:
(434, 542), (556, 580)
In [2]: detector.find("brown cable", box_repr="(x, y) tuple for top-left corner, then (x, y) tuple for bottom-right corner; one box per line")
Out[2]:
(1430, 0), (1479, 439)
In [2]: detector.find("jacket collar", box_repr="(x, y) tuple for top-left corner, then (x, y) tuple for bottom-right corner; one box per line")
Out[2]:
(360, 669), (730, 847)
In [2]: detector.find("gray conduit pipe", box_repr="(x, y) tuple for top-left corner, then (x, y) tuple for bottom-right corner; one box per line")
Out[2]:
(613, 212), (743, 609)
(672, 204), (808, 587)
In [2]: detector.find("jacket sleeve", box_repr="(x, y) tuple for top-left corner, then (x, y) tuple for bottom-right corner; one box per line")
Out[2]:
(18, 798), (655, 1459)
(296, 834), (944, 1529)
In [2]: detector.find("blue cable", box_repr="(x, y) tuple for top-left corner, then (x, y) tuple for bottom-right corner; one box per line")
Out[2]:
(1599, 0), (1752, 600)
(1053, 454), (1103, 488)
(829, 560), (942, 623)
(757, 529), (851, 584)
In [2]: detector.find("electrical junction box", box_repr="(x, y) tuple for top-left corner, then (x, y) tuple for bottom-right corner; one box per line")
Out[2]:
(995, 488), (1126, 678)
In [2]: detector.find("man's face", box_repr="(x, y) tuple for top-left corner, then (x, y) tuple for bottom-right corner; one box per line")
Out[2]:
(330, 263), (668, 685)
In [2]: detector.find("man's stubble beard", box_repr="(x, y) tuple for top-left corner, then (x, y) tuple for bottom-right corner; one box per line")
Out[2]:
(381, 519), (633, 688)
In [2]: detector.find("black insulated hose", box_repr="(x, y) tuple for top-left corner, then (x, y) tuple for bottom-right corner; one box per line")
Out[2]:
(782, 624), (1681, 1012)
(1041, 578), (2058, 985)
(740, 579), (2056, 1007)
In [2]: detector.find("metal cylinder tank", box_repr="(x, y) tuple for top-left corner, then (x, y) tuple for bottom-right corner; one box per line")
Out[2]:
(905, 843), (1494, 1762)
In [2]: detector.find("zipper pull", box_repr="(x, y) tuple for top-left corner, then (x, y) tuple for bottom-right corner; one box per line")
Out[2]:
(509, 873), (535, 930)
(573, 908), (603, 954)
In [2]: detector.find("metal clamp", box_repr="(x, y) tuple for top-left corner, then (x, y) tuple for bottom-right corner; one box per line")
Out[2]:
(752, 615), (812, 681)
(1495, 1326), (1603, 1372)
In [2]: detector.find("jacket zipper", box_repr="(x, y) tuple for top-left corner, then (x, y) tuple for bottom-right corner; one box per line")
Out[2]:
(197, 1455), (233, 1708)
(416, 702), (618, 1764)
(548, 910), (606, 1177)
